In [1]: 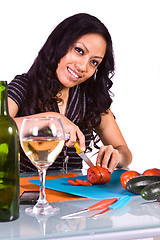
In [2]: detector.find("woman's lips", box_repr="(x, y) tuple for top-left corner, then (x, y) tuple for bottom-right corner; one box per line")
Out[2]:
(67, 67), (81, 80)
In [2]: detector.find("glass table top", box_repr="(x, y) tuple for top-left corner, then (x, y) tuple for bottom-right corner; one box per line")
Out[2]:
(0, 170), (160, 240)
(0, 196), (160, 240)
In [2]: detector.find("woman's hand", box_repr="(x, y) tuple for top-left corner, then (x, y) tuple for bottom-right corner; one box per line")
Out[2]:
(96, 145), (132, 173)
(58, 114), (86, 151)
(96, 145), (120, 173)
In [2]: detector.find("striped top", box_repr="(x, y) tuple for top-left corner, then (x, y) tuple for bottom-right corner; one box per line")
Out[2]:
(8, 74), (93, 172)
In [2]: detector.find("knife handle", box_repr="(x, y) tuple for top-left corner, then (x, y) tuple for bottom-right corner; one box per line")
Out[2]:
(109, 196), (130, 209)
(87, 198), (117, 211)
(74, 141), (83, 154)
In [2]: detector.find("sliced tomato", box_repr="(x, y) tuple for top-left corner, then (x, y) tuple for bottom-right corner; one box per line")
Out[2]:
(76, 179), (92, 186)
(68, 180), (80, 186)
(87, 166), (101, 184)
(87, 166), (111, 185)
(96, 166), (111, 184)
(142, 168), (160, 176)
(120, 170), (140, 189)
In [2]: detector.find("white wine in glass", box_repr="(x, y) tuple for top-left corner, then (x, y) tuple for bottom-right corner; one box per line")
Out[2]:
(20, 117), (65, 216)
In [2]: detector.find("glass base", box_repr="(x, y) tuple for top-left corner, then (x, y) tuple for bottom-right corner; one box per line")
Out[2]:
(25, 202), (59, 216)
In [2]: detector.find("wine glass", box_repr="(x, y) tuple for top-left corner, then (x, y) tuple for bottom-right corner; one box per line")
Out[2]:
(20, 117), (65, 216)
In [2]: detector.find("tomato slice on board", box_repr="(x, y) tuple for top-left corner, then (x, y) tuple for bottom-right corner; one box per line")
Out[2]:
(142, 168), (160, 176)
(120, 170), (140, 189)
(76, 179), (92, 186)
(68, 180), (80, 186)
(68, 179), (92, 186)
(87, 166), (111, 185)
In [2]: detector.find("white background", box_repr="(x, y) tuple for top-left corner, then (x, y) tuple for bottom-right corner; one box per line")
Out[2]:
(0, 0), (160, 172)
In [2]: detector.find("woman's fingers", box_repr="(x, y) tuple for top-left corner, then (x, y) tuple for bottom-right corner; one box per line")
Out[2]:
(96, 145), (120, 173)
(61, 116), (85, 150)
(107, 149), (119, 173)
(96, 145), (113, 168)
(65, 127), (86, 151)
(76, 128), (86, 151)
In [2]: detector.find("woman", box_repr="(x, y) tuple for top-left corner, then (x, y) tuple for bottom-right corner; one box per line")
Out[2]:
(8, 13), (132, 173)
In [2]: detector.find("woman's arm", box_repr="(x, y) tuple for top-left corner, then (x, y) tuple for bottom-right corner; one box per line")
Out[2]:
(95, 109), (132, 173)
(8, 97), (86, 151)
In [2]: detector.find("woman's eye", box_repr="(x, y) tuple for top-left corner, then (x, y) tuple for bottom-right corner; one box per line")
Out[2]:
(91, 60), (99, 67)
(75, 47), (84, 55)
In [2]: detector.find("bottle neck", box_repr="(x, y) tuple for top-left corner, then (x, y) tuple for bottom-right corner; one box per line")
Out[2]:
(0, 81), (9, 116)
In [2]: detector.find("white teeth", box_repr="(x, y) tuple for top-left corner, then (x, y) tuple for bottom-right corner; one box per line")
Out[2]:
(68, 68), (79, 78)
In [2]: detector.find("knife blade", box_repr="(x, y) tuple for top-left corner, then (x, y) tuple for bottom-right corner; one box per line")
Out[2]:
(141, 200), (160, 205)
(74, 142), (94, 167)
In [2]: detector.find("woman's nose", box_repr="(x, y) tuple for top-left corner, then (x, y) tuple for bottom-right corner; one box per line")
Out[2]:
(76, 57), (88, 72)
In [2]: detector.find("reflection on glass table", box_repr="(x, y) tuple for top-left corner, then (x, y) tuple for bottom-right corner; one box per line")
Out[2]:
(0, 196), (160, 240)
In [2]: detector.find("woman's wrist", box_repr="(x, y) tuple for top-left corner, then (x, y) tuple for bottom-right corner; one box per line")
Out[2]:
(116, 145), (132, 169)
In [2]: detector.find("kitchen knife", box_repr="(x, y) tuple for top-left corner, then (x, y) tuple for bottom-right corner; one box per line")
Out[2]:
(91, 196), (130, 218)
(61, 197), (118, 219)
(74, 141), (94, 167)
(61, 196), (130, 219)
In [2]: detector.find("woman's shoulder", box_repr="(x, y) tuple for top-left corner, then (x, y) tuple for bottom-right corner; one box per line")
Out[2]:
(9, 73), (29, 85)
(8, 73), (30, 93)
(8, 73), (30, 108)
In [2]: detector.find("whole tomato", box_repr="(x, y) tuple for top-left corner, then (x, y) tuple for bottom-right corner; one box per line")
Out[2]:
(142, 168), (160, 176)
(120, 170), (140, 189)
(87, 166), (111, 185)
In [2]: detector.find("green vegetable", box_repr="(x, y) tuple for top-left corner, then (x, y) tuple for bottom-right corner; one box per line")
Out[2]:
(141, 181), (160, 201)
(126, 175), (160, 194)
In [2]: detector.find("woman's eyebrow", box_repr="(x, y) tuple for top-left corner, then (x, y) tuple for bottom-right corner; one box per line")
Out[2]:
(77, 42), (103, 59)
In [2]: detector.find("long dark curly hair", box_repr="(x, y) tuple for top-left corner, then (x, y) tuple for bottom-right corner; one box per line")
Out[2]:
(23, 13), (115, 129)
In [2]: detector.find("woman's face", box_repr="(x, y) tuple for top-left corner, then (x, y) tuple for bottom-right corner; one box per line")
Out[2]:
(56, 33), (107, 88)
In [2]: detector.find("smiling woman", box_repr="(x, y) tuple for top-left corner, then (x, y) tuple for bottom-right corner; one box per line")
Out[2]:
(7, 13), (132, 173)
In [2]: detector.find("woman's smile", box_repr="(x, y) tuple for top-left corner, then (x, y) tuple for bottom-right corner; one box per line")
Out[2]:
(67, 67), (81, 81)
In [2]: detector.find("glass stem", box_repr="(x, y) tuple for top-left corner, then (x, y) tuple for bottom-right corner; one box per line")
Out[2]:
(38, 169), (47, 205)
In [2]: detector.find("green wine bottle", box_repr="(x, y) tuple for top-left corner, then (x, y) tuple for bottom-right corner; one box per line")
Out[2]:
(0, 81), (19, 221)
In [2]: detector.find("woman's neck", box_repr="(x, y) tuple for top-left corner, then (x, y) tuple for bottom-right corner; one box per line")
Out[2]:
(57, 87), (69, 115)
